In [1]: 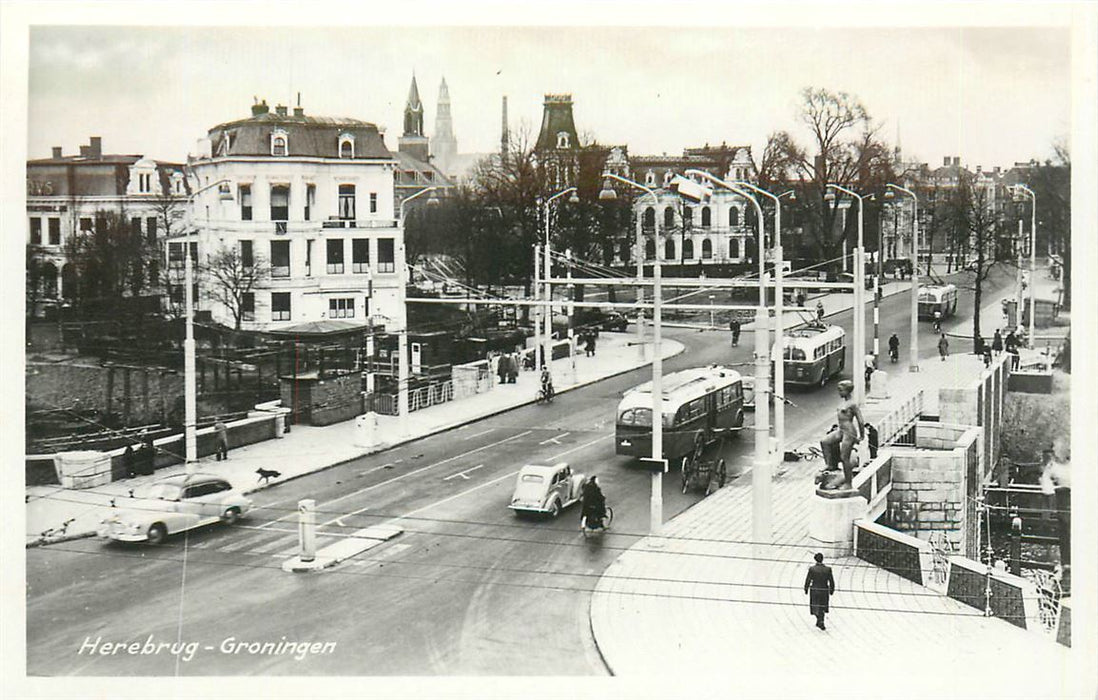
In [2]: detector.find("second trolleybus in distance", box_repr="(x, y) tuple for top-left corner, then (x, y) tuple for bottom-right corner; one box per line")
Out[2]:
(615, 366), (745, 464)
(778, 323), (847, 388)
(918, 284), (959, 320)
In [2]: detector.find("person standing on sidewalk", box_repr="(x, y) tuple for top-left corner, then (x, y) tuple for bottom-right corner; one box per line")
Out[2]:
(804, 553), (836, 630)
(938, 333), (949, 361)
(729, 317), (741, 347)
(1005, 330), (1020, 370)
(992, 329), (1004, 357)
(215, 420), (229, 461)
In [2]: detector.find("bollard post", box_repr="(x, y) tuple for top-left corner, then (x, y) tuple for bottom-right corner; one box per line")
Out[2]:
(298, 499), (316, 563)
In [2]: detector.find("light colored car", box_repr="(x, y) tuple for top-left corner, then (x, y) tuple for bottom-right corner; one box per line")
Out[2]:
(508, 462), (585, 518)
(98, 473), (252, 544)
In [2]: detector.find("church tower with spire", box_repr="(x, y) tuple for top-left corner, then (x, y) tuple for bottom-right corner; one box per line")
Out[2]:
(398, 74), (430, 162)
(431, 77), (457, 173)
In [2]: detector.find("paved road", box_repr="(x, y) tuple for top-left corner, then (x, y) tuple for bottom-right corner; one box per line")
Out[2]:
(26, 271), (1008, 676)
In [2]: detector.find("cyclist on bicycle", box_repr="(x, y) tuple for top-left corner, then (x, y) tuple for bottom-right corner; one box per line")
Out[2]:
(580, 475), (607, 530)
(932, 309), (942, 334)
(539, 367), (554, 402)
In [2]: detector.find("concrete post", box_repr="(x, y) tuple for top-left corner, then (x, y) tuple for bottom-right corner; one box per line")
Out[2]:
(650, 252), (664, 534)
(397, 332), (409, 435)
(752, 298), (772, 545)
(298, 499), (316, 563)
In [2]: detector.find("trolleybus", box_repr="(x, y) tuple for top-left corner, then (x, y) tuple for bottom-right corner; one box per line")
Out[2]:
(917, 284), (959, 321)
(615, 366), (745, 464)
(778, 323), (847, 388)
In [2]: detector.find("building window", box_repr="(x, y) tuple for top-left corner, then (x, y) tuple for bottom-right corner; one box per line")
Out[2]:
(663, 207), (675, 229)
(131, 217), (142, 236)
(326, 239), (345, 274)
(645, 240), (656, 260)
(80, 218), (93, 233)
(645, 171), (656, 187)
(29, 218), (41, 245)
(729, 207), (739, 226)
(329, 297), (355, 319)
(642, 207), (655, 229)
(48, 218), (61, 246)
(665, 239), (676, 260)
(139, 172), (152, 193)
(271, 292), (291, 321)
(242, 292), (255, 322)
(270, 185), (289, 222)
(305, 184), (315, 221)
(663, 172), (673, 187)
(170, 284), (184, 305)
(339, 135), (355, 159)
(729, 238), (740, 258)
(701, 206), (711, 228)
(556, 131), (571, 149)
(683, 239), (694, 259)
(377, 238), (395, 273)
(271, 130), (288, 157)
(339, 185), (356, 220)
(241, 240), (254, 269)
(169, 242), (184, 266)
(305, 239), (313, 276)
(270, 240), (290, 278)
(369, 192), (378, 214)
(683, 206), (693, 227)
(146, 217), (157, 242)
(240, 184), (253, 221)
(352, 238), (370, 273)
(701, 238), (712, 259)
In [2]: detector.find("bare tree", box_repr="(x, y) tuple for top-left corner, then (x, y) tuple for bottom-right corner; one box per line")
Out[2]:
(947, 172), (1006, 343)
(1030, 141), (1071, 308)
(203, 245), (270, 330)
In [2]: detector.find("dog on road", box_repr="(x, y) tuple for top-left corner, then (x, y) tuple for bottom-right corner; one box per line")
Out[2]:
(256, 467), (282, 484)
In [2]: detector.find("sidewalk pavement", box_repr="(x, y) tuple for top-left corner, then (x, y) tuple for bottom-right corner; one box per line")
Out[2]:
(25, 331), (685, 546)
(589, 264), (1074, 693)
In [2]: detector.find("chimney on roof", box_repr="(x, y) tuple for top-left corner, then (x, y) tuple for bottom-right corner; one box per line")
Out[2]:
(994, 166), (1001, 175)
(79, 145), (90, 157)
(976, 165), (982, 174)
(954, 156), (961, 166)
(89, 137), (102, 158)
(943, 156), (950, 167)
(251, 99), (269, 116)
(275, 104), (288, 116)
(52, 146), (62, 159)
(293, 106), (304, 117)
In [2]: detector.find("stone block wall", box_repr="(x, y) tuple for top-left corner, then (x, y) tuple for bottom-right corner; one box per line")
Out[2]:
(280, 372), (362, 426)
(26, 362), (183, 425)
(946, 556), (1037, 629)
(939, 353), (1008, 479)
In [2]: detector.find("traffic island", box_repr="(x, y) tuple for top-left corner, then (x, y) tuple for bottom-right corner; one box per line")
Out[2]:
(281, 524), (403, 572)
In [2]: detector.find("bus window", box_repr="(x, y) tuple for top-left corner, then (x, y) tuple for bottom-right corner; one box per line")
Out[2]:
(619, 407), (653, 426)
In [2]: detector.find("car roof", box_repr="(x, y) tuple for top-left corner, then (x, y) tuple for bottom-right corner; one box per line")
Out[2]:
(154, 473), (228, 487)
(519, 463), (569, 476)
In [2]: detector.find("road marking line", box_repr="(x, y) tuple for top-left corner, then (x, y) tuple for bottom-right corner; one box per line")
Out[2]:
(462, 429), (496, 441)
(319, 430), (533, 526)
(443, 464), (485, 481)
(394, 433), (613, 522)
(539, 431), (571, 446)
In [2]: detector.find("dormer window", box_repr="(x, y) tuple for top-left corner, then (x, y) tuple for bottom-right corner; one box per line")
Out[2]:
(645, 170), (656, 187)
(338, 133), (355, 159)
(663, 171), (673, 187)
(556, 131), (571, 149)
(271, 128), (288, 157)
(139, 173), (152, 193)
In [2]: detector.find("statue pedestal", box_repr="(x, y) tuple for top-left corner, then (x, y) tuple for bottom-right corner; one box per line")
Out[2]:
(809, 488), (868, 556)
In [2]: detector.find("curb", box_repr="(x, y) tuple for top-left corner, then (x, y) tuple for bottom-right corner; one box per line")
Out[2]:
(26, 530), (97, 548)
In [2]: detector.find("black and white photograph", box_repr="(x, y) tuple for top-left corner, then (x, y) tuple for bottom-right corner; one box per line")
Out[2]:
(3, 2), (1096, 698)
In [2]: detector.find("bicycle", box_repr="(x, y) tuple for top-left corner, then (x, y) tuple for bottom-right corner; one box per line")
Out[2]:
(581, 506), (614, 538)
(535, 384), (555, 404)
(784, 445), (822, 463)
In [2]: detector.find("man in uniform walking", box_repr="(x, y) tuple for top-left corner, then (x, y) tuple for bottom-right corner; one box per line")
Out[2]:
(805, 552), (836, 630)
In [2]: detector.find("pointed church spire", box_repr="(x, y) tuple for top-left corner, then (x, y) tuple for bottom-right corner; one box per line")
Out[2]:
(403, 74), (424, 138)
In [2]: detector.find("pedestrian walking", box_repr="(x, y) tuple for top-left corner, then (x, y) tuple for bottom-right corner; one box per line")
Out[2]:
(139, 433), (156, 475)
(804, 552), (836, 630)
(938, 333), (949, 361)
(864, 353), (876, 393)
(816, 300), (825, 323)
(587, 332), (597, 357)
(215, 420), (229, 461)
(974, 334), (986, 357)
(729, 317), (741, 347)
(122, 444), (136, 479)
(796, 291), (806, 308)
(991, 329), (1003, 356)
(1005, 330), (1020, 370)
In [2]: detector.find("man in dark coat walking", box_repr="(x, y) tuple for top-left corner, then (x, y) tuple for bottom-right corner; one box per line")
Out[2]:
(804, 552), (836, 630)
(729, 317), (741, 347)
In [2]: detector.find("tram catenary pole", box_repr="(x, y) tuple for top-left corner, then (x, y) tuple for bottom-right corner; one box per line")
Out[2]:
(886, 183), (920, 372)
(398, 187), (441, 435)
(542, 188), (578, 376)
(600, 175), (664, 534)
(1012, 184), (1037, 347)
(825, 184), (867, 406)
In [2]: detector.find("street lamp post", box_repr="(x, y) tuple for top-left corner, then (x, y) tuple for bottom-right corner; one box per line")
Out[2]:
(1012, 184), (1037, 346)
(599, 175), (663, 534)
(542, 188), (579, 375)
(825, 184), (867, 406)
(398, 186), (442, 434)
(886, 183), (920, 372)
(179, 177), (233, 472)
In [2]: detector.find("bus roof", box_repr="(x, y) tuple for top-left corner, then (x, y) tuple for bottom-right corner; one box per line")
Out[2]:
(619, 366), (742, 410)
(918, 283), (958, 295)
(780, 323), (845, 350)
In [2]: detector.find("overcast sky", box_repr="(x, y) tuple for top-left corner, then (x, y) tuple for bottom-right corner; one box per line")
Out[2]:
(24, 18), (1073, 171)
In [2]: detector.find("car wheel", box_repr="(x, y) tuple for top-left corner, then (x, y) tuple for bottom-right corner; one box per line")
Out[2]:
(221, 507), (241, 525)
(147, 523), (167, 545)
(734, 409), (745, 428)
(548, 499), (561, 519)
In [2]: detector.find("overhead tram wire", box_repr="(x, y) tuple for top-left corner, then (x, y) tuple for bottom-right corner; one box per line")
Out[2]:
(34, 542), (995, 619)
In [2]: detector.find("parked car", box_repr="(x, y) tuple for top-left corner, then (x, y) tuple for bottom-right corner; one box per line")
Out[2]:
(98, 473), (253, 544)
(508, 463), (586, 518)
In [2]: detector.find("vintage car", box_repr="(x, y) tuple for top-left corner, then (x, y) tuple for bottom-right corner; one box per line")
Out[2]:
(98, 473), (253, 544)
(508, 462), (586, 518)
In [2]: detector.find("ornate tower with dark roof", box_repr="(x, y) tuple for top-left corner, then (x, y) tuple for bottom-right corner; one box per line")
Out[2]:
(398, 74), (429, 162)
(431, 77), (457, 172)
(535, 94), (581, 188)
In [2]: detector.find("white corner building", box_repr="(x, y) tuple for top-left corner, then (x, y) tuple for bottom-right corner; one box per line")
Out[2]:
(185, 99), (407, 332)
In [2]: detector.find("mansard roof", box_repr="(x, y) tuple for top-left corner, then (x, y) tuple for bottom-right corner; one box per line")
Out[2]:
(207, 109), (392, 160)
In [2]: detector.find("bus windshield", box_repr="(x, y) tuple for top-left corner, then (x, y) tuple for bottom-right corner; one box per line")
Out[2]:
(784, 347), (806, 361)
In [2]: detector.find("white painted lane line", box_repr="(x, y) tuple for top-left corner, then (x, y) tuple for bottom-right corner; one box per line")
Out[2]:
(538, 431), (571, 446)
(462, 428), (496, 441)
(395, 433), (613, 522)
(443, 464), (485, 481)
(319, 430), (534, 526)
